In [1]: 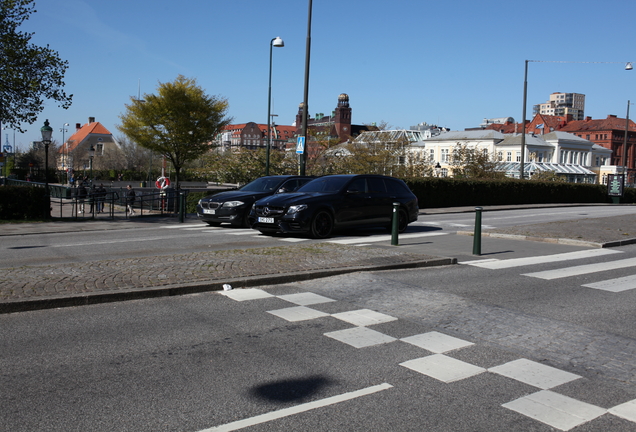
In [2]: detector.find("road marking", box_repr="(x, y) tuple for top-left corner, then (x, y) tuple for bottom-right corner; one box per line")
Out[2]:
(328, 232), (447, 245)
(461, 249), (621, 269)
(582, 274), (636, 292)
(198, 383), (393, 432)
(523, 257), (636, 280)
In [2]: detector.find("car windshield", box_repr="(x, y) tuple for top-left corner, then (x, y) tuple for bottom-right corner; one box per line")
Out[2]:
(297, 177), (350, 193)
(240, 177), (285, 192)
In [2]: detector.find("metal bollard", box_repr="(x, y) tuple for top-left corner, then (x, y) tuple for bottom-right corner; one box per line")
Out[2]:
(391, 202), (400, 246)
(472, 206), (483, 255)
(179, 192), (185, 223)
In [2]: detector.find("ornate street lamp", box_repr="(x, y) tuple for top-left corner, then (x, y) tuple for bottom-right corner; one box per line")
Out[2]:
(266, 36), (284, 176)
(40, 119), (53, 195)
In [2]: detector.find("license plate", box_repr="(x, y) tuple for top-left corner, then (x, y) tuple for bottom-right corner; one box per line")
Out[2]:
(203, 209), (215, 214)
(258, 217), (274, 224)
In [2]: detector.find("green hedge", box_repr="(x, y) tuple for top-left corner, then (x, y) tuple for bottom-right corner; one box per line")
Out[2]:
(404, 178), (635, 208)
(0, 186), (50, 220)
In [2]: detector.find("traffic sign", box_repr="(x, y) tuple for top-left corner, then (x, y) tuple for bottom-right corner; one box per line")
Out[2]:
(296, 137), (305, 154)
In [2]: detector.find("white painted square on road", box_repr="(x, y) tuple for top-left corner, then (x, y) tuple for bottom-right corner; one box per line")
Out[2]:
(331, 309), (397, 327)
(400, 354), (485, 383)
(401, 331), (474, 353)
(503, 390), (606, 431)
(609, 399), (636, 423)
(277, 292), (336, 306)
(219, 288), (274, 301)
(267, 306), (330, 322)
(324, 326), (396, 348)
(583, 274), (636, 293)
(489, 358), (580, 389)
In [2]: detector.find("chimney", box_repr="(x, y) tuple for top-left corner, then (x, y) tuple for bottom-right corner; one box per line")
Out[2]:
(88, 117), (95, 124)
(585, 116), (592, 122)
(76, 123), (81, 131)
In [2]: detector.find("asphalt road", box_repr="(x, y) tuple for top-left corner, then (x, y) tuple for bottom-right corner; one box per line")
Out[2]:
(2, 207), (636, 431)
(3, 205), (636, 269)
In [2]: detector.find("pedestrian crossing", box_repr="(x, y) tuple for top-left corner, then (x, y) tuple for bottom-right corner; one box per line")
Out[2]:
(217, 287), (636, 431)
(159, 224), (448, 246)
(462, 249), (636, 293)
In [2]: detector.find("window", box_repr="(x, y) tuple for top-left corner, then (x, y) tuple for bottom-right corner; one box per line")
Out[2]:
(506, 151), (512, 162)
(441, 148), (449, 163)
(516, 151), (521, 162)
(429, 149), (435, 162)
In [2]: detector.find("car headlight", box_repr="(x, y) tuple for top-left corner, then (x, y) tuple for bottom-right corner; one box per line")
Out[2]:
(223, 201), (244, 208)
(287, 204), (308, 215)
(198, 199), (203, 205)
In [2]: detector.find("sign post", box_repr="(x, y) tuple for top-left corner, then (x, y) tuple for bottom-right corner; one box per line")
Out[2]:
(607, 173), (625, 204)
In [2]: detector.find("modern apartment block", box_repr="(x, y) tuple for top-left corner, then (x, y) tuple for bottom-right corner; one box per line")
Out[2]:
(533, 92), (585, 120)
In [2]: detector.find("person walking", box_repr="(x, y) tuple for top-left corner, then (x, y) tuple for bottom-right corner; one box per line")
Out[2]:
(96, 183), (107, 213)
(126, 184), (136, 216)
(77, 182), (87, 214)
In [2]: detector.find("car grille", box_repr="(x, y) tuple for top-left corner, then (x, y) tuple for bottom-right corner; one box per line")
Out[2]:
(253, 205), (285, 217)
(200, 201), (221, 210)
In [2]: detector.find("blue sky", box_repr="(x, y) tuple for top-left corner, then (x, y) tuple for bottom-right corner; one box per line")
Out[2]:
(5, 0), (636, 152)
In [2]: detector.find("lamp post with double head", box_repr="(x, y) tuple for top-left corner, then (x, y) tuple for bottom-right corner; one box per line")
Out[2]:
(266, 36), (284, 176)
(40, 119), (53, 195)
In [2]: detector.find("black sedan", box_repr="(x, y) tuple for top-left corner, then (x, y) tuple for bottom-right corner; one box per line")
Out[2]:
(196, 175), (313, 227)
(249, 174), (419, 238)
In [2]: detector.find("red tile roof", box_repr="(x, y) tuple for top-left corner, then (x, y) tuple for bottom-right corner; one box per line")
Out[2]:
(59, 121), (114, 153)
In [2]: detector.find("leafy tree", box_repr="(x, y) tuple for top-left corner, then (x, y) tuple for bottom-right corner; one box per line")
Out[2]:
(118, 75), (232, 188)
(317, 132), (431, 177)
(204, 147), (297, 184)
(0, 0), (72, 130)
(450, 143), (506, 179)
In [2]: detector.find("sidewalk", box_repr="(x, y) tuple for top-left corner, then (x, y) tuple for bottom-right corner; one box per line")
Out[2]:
(1, 203), (635, 314)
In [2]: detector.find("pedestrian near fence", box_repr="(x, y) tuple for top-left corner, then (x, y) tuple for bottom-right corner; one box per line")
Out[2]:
(126, 185), (136, 216)
(96, 184), (107, 213)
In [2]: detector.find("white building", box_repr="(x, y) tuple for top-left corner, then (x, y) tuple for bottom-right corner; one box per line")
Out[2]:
(410, 129), (612, 183)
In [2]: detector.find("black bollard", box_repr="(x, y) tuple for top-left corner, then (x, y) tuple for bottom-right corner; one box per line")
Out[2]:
(472, 207), (483, 255)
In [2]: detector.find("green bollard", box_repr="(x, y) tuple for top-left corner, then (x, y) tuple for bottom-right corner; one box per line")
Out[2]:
(391, 202), (400, 246)
(472, 207), (483, 255)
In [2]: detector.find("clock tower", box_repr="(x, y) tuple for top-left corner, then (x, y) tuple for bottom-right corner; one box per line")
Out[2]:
(334, 93), (352, 143)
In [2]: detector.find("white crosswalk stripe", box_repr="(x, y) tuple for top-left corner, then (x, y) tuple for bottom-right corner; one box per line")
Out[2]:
(523, 256), (636, 280)
(461, 249), (621, 269)
(582, 274), (636, 292)
(463, 248), (636, 293)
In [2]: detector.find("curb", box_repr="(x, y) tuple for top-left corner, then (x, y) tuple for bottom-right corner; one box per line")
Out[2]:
(0, 256), (456, 314)
(456, 230), (636, 249)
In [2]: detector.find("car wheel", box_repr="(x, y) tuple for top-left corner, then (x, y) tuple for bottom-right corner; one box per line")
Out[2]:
(207, 221), (222, 227)
(310, 210), (334, 239)
(386, 208), (408, 233)
(398, 208), (408, 233)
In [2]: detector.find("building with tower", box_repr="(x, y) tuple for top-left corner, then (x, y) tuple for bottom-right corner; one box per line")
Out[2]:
(291, 93), (376, 157)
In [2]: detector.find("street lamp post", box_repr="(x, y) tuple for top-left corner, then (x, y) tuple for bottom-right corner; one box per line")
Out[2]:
(266, 36), (284, 177)
(299, 0), (313, 176)
(520, 60), (633, 179)
(88, 144), (95, 185)
(40, 119), (53, 195)
(61, 123), (69, 182)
